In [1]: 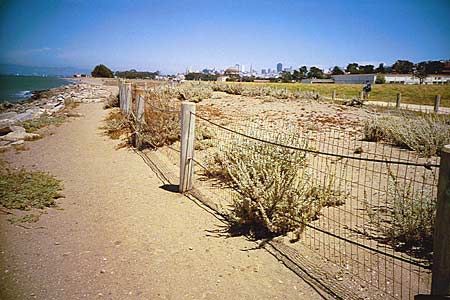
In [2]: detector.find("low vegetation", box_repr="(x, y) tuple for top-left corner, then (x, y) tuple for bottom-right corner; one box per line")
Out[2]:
(231, 82), (450, 107)
(0, 161), (62, 210)
(206, 129), (345, 240)
(20, 114), (65, 133)
(210, 82), (321, 101)
(102, 109), (132, 140)
(363, 111), (450, 156)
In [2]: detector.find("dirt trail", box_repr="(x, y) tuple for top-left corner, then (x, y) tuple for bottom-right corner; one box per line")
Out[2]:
(0, 99), (324, 299)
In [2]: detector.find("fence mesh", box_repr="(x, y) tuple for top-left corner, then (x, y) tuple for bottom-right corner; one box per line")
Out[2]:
(192, 112), (439, 300)
(119, 80), (442, 300)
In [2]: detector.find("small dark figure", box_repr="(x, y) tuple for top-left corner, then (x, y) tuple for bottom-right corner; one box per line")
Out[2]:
(363, 81), (372, 99)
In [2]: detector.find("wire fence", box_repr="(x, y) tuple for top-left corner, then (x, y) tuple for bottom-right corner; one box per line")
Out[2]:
(118, 79), (446, 300)
(191, 112), (439, 300)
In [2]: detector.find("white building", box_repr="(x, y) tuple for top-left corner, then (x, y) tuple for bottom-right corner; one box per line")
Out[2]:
(331, 74), (376, 84)
(384, 74), (450, 84)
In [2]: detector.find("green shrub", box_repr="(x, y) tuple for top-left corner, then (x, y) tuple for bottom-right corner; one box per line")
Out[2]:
(375, 74), (386, 84)
(91, 64), (114, 78)
(0, 164), (62, 210)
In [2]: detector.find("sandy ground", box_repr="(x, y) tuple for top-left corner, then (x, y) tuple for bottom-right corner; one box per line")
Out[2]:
(0, 97), (324, 299)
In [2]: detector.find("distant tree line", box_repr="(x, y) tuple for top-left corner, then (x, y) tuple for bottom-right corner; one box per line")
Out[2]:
(115, 69), (159, 79)
(185, 72), (218, 81)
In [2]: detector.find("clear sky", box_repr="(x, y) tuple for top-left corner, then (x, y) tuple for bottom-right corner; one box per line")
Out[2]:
(0, 0), (449, 74)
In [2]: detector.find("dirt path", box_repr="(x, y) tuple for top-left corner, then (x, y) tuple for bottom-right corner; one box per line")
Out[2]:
(0, 100), (324, 299)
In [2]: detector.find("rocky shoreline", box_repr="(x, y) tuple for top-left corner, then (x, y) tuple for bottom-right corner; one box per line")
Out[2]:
(0, 81), (116, 150)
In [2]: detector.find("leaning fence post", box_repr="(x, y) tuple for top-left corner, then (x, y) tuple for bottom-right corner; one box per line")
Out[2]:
(396, 93), (401, 109)
(179, 102), (196, 193)
(431, 144), (450, 296)
(434, 95), (441, 113)
(332, 90), (336, 102)
(360, 90), (364, 100)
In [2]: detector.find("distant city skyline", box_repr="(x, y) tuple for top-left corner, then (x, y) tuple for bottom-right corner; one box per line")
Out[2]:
(1, 0), (449, 74)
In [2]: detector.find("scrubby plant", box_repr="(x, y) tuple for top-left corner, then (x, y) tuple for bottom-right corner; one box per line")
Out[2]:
(103, 93), (119, 109)
(0, 163), (62, 210)
(209, 83), (322, 101)
(363, 111), (450, 156)
(206, 129), (345, 239)
(20, 114), (65, 133)
(102, 109), (132, 140)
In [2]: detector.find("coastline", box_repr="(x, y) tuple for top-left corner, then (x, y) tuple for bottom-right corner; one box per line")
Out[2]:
(0, 75), (74, 104)
(0, 78), (117, 150)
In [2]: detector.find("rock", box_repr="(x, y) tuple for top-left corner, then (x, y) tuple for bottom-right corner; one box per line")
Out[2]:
(11, 140), (24, 146)
(13, 112), (33, 122)
(0, 126), (12, 136)
(0, 112), (18, 120)
(50, 104), (65, 113)
(10, 126), (26, 133)
(0, 131), (39, 142)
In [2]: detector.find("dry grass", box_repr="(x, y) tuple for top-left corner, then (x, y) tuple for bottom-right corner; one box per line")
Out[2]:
(205, 127), (345, 240)
(209, 82), (321, 101)
(363, 111), (450, 156)
(102, 109), (132, 140)
(231, 82), (450, 107)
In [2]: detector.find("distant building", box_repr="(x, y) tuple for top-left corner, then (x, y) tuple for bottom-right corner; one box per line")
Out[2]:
(261, 69), (267, 74)
(217, 76), (229, 82)
(384, 74), (450, 84)
(277, 63), (283, 73)
(332, 74), (376, 84)
(301, 78), (334, 84)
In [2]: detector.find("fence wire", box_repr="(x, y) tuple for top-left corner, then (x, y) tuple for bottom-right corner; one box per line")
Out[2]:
(119, 80), (441, 299)
(192, 111), (439, 300)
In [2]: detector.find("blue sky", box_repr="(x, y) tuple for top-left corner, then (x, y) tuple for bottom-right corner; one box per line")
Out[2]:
(0, 0), (449, 74)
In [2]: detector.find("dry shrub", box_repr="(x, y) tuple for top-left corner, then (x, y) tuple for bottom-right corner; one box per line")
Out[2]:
(207, 128), (345, 239)
(104, 93), (119, 109)
(210, 83), (322, 101)
(102, 109), (132, 140)
(363, 111), (450, 157)
(364, 166), (435, 258)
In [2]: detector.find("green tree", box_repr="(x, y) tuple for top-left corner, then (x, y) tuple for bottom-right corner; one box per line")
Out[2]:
(281, 71), (293, 82)
(331, 66), (344, 75)
(91, 64), (114, 78)
(375, 63), (385, 73)
(359, 65), (375, 74)
(375, 74), (386, 84)
(414, 62), (428, 84)
(307, 67), (324, 79)
(345, 63), (359, 74)
(392, 60), (414, 74)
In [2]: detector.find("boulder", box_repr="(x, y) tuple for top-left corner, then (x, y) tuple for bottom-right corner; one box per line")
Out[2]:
(0, 131), (39, 142)
(0, 111), (18, 120)
(13, 111), (33, 122)
(9, 126), (26, 133)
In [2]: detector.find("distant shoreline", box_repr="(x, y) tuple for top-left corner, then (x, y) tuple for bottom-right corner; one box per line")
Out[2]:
(0, 75), (74, 103)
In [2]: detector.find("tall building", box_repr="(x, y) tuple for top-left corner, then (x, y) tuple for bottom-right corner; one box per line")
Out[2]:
(261, 69), (267, 74)
(277, 63), (283, 73)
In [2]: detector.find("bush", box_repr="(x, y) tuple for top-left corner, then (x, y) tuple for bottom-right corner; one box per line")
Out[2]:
(375, 74), (386, 84)
(384, 169), (435, 255)
(103, 93), (119, 109)
(207, 130), (345, 239)
(363, 111), (450, 156)
(91, 64), (114, 78)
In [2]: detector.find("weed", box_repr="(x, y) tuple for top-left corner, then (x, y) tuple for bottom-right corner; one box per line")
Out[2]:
(363, 111), (450, 156)
(0, 163), (62, 210)
(20, 114), (65, 133)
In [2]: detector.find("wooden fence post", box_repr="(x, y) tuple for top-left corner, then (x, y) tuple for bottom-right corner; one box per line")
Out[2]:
(179, 102), (196, 193)
(360, 90), (364, 100)
(396, 93), (401, 109)
(119, 80), (124, 111)
(332, 90), (336, 102)
(134, 94), (145, 149)
(434, 95), (441, 113)
(125, 83), (132, 115)
(431, 144), (450, 296)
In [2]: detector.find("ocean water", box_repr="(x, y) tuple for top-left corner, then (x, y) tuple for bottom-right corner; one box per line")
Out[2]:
(0, 75), (72, 103)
